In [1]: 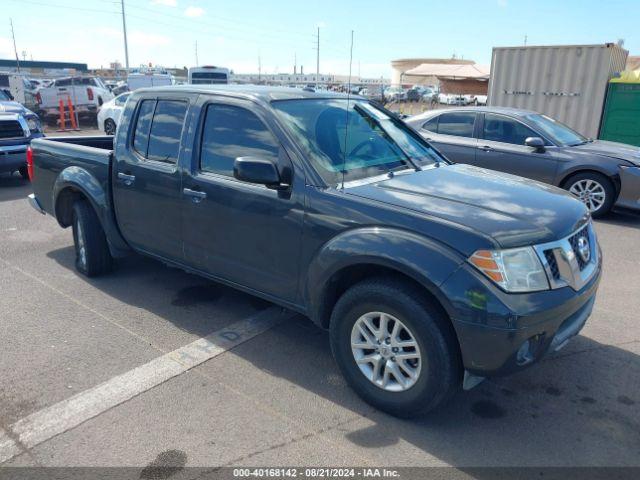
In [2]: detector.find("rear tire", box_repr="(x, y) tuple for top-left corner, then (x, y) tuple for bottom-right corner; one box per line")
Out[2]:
(329, 277), (461, 417)
(563, 172), (615, 218)
(104, 119), (116, 136)
(72, 200), (113, 277)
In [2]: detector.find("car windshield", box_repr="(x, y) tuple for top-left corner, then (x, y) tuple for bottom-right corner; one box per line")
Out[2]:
(525, 113), (588, 146)
(0, 90), (11, 101)
(272, 98), (443, 184)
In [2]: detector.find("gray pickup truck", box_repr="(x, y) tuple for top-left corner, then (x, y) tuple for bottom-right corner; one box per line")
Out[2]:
(28, 86), (602, 417)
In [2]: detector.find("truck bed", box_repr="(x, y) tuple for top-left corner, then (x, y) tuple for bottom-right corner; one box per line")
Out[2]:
(30, 136), (114, 217)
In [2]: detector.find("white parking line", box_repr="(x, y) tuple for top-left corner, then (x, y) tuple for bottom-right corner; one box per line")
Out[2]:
(0, 306), (293, 464)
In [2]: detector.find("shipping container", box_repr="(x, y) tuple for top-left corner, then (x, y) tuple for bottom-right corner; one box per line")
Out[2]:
(488, 43), (628, 138)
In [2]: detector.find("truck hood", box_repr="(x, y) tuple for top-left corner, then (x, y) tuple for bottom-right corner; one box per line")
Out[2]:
(0, 101), (36, 117)
(571, 140), (640, 166)
(347, 164), (589, 248)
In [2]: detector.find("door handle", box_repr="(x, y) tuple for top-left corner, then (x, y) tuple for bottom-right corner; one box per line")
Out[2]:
(117, 172), (135, 186)
(183, 188), (207, 203)
(478, 145), (493, 152)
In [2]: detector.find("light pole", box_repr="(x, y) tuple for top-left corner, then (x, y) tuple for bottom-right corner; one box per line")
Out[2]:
(121, 0), (130, 71)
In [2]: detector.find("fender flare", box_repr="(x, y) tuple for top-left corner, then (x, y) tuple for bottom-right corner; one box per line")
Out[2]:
(304, 227), (464, 327)
(53, 166), (130, 257)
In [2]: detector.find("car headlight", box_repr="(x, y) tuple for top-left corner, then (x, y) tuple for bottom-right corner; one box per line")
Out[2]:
(469, 247), (549, 293)
(27, 117), (40, 132)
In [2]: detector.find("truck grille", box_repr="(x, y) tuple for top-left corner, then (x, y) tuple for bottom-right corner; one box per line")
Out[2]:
(534, 222), (598, 291)
(544, 250), (560, 280)
(0, 120), (25, 139)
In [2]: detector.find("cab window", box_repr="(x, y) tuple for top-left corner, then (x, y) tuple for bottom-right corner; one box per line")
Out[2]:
(199, 104), (279, 177)
(132, 99), (188, 163)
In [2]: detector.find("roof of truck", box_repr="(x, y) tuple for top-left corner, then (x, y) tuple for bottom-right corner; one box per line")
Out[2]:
(135, 84), (358, 102)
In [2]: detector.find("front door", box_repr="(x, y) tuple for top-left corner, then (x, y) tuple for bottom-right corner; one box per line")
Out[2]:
(475, 113), (558, 184)
(182, 99), (305, 304)
(113, 97), (190, 260)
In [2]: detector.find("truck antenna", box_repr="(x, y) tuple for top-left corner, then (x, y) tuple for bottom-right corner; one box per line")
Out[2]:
(341, 30), (354, 190)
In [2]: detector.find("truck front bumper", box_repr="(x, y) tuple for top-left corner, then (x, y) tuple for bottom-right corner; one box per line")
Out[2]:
(441, 251), (602, 378)
(0, 144), (27, 173)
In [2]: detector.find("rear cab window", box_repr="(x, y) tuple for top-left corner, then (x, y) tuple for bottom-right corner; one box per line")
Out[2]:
(132, 99), (188, 164)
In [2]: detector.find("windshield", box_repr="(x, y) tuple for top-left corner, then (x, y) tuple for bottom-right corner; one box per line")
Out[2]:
(0, 90), (11, 101)
(525, 113), (587, 146)
(272, 99), (443, 184)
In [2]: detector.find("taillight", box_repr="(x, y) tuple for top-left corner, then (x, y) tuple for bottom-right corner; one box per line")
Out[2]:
(36, 92), (42, 104)
(27, 146), (34, 181)
(87, 87), (94, 101)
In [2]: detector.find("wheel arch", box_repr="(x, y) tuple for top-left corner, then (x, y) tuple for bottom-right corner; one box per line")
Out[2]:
(53, 167), (130, 257)
(305, 227), (464, 330)
(558, 167), (621, 196)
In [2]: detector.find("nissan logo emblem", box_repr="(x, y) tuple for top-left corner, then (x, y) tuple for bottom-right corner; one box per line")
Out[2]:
(577, 236), (590, 263)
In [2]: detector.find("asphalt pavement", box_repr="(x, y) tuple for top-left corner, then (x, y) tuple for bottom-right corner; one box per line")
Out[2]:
(0, 172), (639, 471)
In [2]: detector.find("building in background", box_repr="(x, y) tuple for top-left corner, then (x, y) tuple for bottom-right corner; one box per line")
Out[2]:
(231, 72), (389, 87)
(391, 57), (474, 87)
(0, 59), (88, 77)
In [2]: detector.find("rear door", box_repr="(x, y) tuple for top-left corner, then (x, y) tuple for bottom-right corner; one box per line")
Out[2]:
(476, 113), (558, 183)
(113, 94), (192, 260)
(418, 111), (478, 164)
(181, 97), (305, 303)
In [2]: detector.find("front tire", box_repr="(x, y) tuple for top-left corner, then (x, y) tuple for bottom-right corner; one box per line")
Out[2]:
(329, 278), (461, 417)
(72, 200), (113, 277)
(564, 172), (615, 218)
(104, 118), (116, 136)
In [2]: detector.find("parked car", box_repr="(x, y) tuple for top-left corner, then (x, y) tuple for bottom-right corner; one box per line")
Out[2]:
(406, 87), (423, 102)
(0, 90), (44, 179)
(384, 87), (406, 102)
(438, 93), (466, 105)
(406, 107), (640, 216)
(29, 86), (601, 417)
(36, 76), (114, 124)
(127, 68), (174, 91)
(97, 92), (131, 135)
(464, 94), (487, 106)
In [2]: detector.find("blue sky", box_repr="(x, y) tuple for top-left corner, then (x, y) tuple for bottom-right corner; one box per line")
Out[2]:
(1, 0), (637, 77)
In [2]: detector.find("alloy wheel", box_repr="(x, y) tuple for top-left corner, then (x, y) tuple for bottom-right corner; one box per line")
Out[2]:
(569, 179), (606, 213)
(350, 312), (421, 392)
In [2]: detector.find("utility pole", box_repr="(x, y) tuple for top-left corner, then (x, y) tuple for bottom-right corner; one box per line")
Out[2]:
(121, 0), (130, 71)
(316, 26), (320, 82)
(524, 34), (528, 46)
(9, 18), (20, 72)
(195, 40), (199, 66)
(258, 54), (262, 83)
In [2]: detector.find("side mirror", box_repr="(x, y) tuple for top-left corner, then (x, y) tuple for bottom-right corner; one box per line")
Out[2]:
(233, 157), (288, 190)
(525, 137), (546, 152)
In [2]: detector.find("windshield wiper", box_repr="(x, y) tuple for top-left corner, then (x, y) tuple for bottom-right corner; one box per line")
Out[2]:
(353, 104), (419, 171)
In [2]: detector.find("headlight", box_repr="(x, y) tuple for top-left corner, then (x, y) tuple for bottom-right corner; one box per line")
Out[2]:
(469, 247), (549, 293)
(27, 117), (40, 132)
